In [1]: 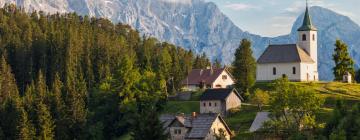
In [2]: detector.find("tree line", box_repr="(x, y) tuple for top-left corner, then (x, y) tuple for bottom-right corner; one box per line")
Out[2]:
(0, 4), (213, 139)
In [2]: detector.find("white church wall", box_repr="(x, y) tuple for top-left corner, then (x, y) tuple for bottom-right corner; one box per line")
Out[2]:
(256, 63), (301, 82)
(300, 63), (318, 81)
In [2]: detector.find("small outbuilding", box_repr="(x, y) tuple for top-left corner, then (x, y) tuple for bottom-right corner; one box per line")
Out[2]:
(343, 72), (352, 83)
(199, 88), (244, 116)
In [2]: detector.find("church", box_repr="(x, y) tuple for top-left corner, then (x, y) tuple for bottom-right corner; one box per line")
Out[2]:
(256, 4), (319, 82)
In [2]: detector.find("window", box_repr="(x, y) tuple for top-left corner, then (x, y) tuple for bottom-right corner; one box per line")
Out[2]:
(215, 103), (217, 107)
(293, 67), (296, 74)
(273, 67), (277, 75)
(302, 34), (306, 41)
(222, 75), (228, 80)
(203, 102), (206, 107)
(174, 129), (181, 135)
(209, 102), (212, 106)
(312, 34), (315, 41)
(216, 85), (222, 88)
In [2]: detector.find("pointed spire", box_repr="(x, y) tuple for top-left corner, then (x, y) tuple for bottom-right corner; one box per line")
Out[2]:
(298, 0), (317, 31)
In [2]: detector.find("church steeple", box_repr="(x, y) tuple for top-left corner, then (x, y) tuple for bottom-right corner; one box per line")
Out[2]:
(297, 0), (317, 31)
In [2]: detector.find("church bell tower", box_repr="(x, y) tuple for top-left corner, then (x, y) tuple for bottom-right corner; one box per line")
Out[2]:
(297, 1), (318, 66)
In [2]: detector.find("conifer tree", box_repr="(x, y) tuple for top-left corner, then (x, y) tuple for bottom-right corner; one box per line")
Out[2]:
(0, 56), (20, 101)
(213, 58), (222, 69)
(333, 39), (355, 81)
(50, 73), (68, 139)
(232, 39), (256, 98)
(36, 103), (55, 140)
(130, 98), (168, 140)
(0, 56), (21, 139)
(17, 107), (36, 140)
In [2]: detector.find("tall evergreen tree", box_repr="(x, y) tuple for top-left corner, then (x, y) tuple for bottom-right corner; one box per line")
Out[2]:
(213, 58), (222, 69)
(36, 103), (55, 140)
(0, 56), (20, 101)
(50, 73), (68, 140)
(130, 98), (168, 140)
(0, 56), (21, 139)
(17, 107), (36, 140)
(333, 39), (355, 81)
(232, 39), (256, 98)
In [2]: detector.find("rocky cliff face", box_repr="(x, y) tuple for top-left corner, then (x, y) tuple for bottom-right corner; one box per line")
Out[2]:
(1, 1), (360, 80)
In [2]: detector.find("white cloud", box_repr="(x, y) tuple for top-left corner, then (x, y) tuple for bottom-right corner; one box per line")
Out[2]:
(224, 3), (260, 11)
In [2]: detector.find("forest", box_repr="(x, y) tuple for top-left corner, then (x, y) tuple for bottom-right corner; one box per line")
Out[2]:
(0, 5), (212, 139)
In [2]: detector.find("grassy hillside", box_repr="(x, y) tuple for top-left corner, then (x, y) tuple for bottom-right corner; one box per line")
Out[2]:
(163, 82), (360, 139)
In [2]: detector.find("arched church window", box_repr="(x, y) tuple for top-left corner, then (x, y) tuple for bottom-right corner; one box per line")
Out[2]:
(273, 67), (276, 75)
(302, 34), (306, 41)
(293, 67), (296, 74)
(312, 34), (315, 41)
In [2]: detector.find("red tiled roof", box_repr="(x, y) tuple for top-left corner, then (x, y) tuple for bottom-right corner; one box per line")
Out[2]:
(181, 68), (227, 85)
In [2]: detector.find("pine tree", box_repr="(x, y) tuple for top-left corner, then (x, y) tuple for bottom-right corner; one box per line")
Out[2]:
(36, 103), (55, 140)
(0, 56), (20, 102)
(0, 56), (21, 139)
(130, 98), (168, 140)
(333, 39), (355, 81)
(50, 73), (68, 140)
(17, 107), (36, 140)
(232, 39), (256, 98)
(213, 58), (222, 69)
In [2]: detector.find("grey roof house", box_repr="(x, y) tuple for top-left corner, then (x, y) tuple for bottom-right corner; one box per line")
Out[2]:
(200, 88), (243, 116)
(160, 113), (232, 140)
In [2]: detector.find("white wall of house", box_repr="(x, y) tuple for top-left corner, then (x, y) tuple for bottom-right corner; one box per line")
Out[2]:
(211, 71), (234, 89)
(204, 117), (231, 140)
(225, 92), (241, 111)
(257, 63), (302, 82)
(200, 100), (222, 114)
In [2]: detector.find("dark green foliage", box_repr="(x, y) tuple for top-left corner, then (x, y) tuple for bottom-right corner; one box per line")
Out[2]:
(193, 52), (211, 69)
(213, 58), (222, 69)
(0, 5), (203, 140)
(322, 101), (360, 139)
(264, 77), (324, 138)
(17, 107), (36, 140)
(355, 69), (360, 83)
(130, 97), (168, 140)
(333, 39), (355, 81)
(232, 39), (256, 98)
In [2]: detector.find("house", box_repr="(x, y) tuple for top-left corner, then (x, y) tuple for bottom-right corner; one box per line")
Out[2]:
(199, 88), (243, 116)
(181, 67), (234, 91)
(256, 4), (319, 82)
(160, 113), (232, 140)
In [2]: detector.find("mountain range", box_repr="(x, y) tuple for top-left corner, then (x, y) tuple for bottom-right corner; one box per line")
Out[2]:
(1, 0), (360, 80)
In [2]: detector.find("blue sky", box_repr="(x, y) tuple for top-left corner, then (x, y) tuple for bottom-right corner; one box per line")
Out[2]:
(205, 0), (360, 37)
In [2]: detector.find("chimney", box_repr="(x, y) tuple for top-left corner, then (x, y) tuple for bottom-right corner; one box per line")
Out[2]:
(210, 65), (214, 76)
(192, 112), (197, 119)
(200, 69), (203, 76)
